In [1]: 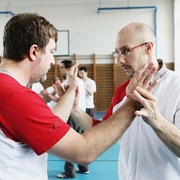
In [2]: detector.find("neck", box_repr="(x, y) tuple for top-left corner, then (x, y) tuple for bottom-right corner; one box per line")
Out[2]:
(83, 76), (88, 81)
(0, 59), (29, 86)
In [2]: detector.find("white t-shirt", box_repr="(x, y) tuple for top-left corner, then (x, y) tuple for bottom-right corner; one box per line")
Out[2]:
(0, 129), (48, 180)
(46, 86), (58, 109)
(114, 64), (180, 180)
(31, 82), (44, 94)
(84, 78), (96, 108)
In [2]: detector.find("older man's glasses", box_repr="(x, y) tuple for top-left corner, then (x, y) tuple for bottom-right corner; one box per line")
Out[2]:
(112, 42), (149, 58)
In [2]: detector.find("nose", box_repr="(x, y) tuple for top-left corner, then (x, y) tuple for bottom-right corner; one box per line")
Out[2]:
(50, 62), (54, 68)
(50, 58), (55, 68)
(51, 56), (55, 65)
(117, 55), (126, 64)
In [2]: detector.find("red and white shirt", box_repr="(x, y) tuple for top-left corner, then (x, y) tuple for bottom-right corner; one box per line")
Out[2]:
(0, 72), (70, 180)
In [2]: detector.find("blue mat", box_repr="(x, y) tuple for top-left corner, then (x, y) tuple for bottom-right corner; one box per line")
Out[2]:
(48, 143), (119, 180)
(48, 112), (119, 180)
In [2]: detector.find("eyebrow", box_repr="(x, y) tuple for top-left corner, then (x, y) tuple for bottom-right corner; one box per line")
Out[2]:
(115, 45), (130, 52)
(120, 45), (131, 49)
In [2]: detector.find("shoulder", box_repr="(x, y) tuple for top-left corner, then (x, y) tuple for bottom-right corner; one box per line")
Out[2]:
(87, 78), (96, 85)
(89, 78), (95, 82)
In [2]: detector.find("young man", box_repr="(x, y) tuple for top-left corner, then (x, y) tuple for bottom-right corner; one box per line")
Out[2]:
(56, 60), (88, 178)
(78, 66), (97, 118)
(0, 13), (157, 180)
(71, 22), (180, 180)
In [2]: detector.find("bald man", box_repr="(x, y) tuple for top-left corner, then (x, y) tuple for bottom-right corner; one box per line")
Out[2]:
(71, 22), (180, 180)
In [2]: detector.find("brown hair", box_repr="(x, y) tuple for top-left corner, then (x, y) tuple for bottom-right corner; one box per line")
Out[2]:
(3, 13), (58, 61)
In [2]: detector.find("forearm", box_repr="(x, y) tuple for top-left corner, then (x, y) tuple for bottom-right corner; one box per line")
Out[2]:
(151, 115), (180, 157)
(71, 106), (93, 130)
(85, 86), (93, 96)
(78, 99), (137, 163)
(40, 90), (56, 103)
(50, 99), (137, 165)
(52, 88), (75, 122)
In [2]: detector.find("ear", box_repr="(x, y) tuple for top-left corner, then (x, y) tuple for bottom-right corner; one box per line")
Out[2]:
(145, 42), (153, 54)
(29, 44), (39, 61)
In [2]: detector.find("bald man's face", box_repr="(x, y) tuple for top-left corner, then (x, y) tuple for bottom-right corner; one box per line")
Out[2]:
(114, 27), (149, 78)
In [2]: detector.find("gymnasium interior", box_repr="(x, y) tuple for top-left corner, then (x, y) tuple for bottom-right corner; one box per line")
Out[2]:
(0, 0), (180, 179)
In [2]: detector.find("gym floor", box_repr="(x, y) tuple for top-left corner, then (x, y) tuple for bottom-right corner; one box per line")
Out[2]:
(48, 112), (119, 180)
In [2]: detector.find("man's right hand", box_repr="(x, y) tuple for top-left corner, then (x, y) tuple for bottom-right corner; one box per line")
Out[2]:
(126, 63), (160, 101)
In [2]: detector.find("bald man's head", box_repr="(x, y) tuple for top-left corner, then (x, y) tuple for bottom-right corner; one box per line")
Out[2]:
(116, 22), (156, 50)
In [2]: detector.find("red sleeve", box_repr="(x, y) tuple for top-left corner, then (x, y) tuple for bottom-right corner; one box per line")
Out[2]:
(92, 80), (130, 125)
(92, 119), (102, 126)
(0, 86), (70, 155)
(102, 79), (130, 120)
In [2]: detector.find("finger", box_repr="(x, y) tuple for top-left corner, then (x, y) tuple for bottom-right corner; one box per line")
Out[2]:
(52, 83), (65, 97)
(135, 87), (157, 104)
(139, 64), (156, 84)
(68, 65), (75, 77)
(133, 64), (147, 81)
(68, 63), (79, 77)
(147, 78), (161, 92)
(143, 66), (157, 85)
(73, 64), (79, 77)
(132, 89), (146, 106)
(134, 109), (147, 116)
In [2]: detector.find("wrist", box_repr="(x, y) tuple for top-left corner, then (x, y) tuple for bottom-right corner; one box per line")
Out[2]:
(125, 97), (143, 110)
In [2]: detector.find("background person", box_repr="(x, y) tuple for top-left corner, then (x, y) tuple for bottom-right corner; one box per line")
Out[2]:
(56, 60), (89, 179)
(78, 66), (97, 118)
(41, 77), (60, 106)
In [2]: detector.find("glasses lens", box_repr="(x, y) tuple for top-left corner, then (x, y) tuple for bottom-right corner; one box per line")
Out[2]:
(112, 51), (118, 57)
(121, 48), (130, 56)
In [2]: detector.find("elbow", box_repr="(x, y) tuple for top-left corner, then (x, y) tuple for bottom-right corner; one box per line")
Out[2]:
(77, 154), (97, 165)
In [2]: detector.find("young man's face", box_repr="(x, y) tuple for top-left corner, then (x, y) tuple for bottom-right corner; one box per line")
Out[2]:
(59, 63), (68, 77)
(32, 38), (56, 83)
(78, 70), (87, 79)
